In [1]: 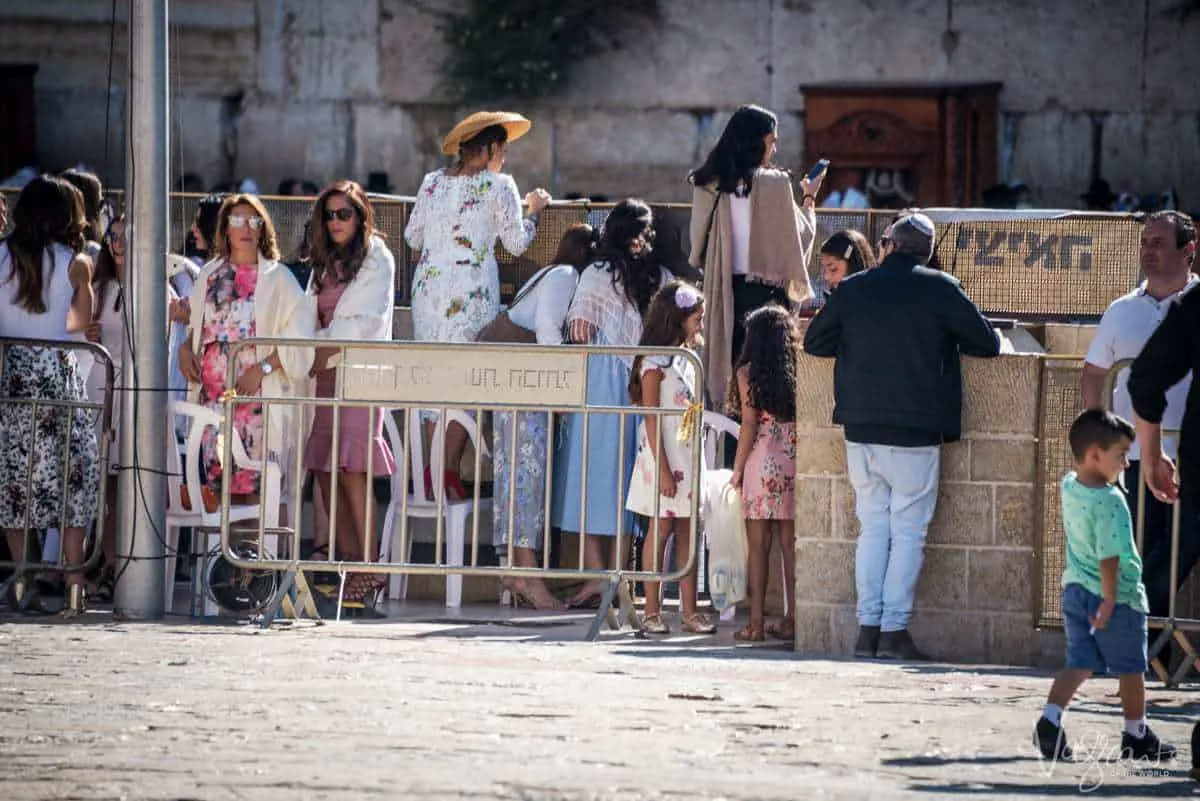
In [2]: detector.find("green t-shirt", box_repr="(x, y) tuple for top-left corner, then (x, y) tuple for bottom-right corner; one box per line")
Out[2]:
(1060, 472), (1148, 613)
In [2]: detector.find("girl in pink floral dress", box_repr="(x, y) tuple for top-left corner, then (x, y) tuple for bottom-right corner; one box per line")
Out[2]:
(729, 305), (800, 642)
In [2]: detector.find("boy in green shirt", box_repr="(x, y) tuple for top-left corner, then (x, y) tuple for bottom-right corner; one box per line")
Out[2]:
(1034, 409), (1177, 762)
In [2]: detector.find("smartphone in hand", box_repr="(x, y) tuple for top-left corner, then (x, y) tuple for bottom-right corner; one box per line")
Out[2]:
(806, 159), (830, 182)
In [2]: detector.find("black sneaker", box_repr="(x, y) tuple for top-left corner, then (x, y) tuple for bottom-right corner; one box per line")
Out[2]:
(1121, 727), (1178, 761)
(1033, 716), (1073, 760)
(854, 625), (881, 658)
(876, 629), (930, 661)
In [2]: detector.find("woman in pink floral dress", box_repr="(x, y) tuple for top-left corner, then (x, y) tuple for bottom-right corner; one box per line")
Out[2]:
(729, 305), (800, 643)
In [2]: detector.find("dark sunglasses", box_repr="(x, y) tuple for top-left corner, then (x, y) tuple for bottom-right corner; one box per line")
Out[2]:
(324, 207), (356, 222)
(878, 235), (892, 249)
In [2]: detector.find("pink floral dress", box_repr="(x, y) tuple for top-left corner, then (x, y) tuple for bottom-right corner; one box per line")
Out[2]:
(198, 261), (263, 495)
(625, 355), (703, 519)
(742, 412), (796, 520)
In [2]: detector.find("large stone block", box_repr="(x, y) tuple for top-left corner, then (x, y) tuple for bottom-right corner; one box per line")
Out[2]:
(795, 352), (836, 427)
(377, 0), (460, 104)
(795, 541), (856, 605)
(995, 483), (1037, 548)
(941, 440), (971, 482)
(928, 482), (993, 546)
(795, 477), (832, 539)
(793, 605), (834, 655)
(832, 478), (860, 540)
(908, 608), (989, 663)
(173, 96), (229, 189)
(914, 546), (969, 610)
(564, 0), (771, 110)
(795, 429), (846, 476)
(34, 88), (126, 185)
(234, 100), (350, 190)
(1008, 110), (1095, 209)
(1145, 0), (1200, 112)
(988, 613), (1043, 667)
(970, 440), (1036, 484)
(968, 548), (1036, 613)
(555, 110), (699, 170)
(962, 355), (1040, 437)
(351, 105), (427, 198)
(1143, 114), (1200, 207)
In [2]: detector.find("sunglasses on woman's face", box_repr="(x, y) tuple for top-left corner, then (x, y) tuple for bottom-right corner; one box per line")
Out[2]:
(228, 214), (264, 230)
(324, 207), (355, 222)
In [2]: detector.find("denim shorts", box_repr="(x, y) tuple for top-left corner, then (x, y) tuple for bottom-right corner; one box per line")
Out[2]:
(1062, 583), (1148, 675)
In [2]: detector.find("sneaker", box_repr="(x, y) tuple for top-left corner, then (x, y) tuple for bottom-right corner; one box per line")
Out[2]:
(875, 629), (930, 661)
(1033, 716), (1073, 760)
(1121, 726), (1178, 761)
(854, 625), (881, 658)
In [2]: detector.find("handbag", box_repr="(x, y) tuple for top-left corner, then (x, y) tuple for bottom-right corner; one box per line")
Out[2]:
(475, 266), (573, 344)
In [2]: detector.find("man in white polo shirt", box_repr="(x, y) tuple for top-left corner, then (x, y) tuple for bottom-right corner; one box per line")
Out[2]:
(1082, 211), (1198, 628)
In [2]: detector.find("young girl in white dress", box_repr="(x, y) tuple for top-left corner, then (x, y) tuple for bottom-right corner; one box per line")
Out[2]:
(626, 280), (716, 635)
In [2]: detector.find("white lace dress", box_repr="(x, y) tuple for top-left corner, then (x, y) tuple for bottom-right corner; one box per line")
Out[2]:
(404, 168), (537, 343)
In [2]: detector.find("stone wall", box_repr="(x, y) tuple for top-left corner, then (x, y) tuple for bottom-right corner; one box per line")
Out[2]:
(1, 0), (1198, 207)
(792, 352), (1049, 665)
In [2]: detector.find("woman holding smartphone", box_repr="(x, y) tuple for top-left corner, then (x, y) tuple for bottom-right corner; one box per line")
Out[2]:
(688, 105), (820, 408)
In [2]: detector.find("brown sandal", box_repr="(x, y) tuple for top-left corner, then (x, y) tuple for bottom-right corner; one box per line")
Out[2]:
(681, 612), (717, 635)
(734, 621), (765, 642)
(766, 616), (795, 641)
(642, 614), (670, 634)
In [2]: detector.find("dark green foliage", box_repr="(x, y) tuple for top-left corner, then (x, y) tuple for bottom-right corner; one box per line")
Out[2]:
(441, 0), (661, 103)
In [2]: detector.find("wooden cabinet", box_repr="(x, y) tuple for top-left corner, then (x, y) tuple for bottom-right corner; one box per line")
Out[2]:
(0, 65), (37, 182)
(802, 83), (1000, 208)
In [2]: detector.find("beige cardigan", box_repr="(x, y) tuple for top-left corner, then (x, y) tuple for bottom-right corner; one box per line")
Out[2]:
(689, 168), (816, 406)
(186, 254), (317, 466)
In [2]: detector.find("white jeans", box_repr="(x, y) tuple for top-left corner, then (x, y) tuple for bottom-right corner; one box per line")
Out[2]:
(845, 441), (940, 632)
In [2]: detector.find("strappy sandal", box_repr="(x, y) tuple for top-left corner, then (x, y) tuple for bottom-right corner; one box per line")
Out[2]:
(341, 573), (386, 604)
(766, 616), (795, 641)
(642, 614), (670, 634)
(504, 579), (565, 611)
(734, 621), (765, 642)
(681, 612), (718, 635)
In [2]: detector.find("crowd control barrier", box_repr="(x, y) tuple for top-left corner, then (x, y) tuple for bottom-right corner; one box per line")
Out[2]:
(211, 337), (705, 640)
(0, 336), (115, 614)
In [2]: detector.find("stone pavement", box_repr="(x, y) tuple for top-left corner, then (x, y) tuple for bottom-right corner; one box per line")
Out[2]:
(2, 604), (1199, 801)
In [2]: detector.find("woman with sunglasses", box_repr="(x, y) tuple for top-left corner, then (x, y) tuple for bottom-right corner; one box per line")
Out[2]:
(301, 181), (396, 604)
(178, 194), (315, 507)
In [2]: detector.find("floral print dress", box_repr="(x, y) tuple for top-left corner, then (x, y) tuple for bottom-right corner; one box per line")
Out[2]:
(742, 412), (797, 520)
(404, 169), (536, 343)
(197, 262), (264, 496)
(625, 355), (704, 520)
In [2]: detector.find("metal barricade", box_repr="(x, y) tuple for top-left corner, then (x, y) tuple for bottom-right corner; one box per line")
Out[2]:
(1102, 358), (1199, 686)
(0, 336), (115, 612)
(212, 337), (705, 639)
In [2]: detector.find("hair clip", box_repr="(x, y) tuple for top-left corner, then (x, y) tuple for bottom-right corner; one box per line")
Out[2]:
(675, 284), (701, 310)
(843, 243), (854, 260)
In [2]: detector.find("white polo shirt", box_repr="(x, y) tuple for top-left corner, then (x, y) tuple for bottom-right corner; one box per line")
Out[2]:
(1085, 277), (1197, 460)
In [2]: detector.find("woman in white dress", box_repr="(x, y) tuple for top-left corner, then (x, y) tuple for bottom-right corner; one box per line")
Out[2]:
(404, 110), (551, 499)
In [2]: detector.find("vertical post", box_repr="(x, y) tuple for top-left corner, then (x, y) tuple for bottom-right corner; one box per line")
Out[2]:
(114, 0), (168, 619)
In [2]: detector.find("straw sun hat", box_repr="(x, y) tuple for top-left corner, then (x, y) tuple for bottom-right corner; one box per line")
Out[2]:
(441, 111), (532, 156)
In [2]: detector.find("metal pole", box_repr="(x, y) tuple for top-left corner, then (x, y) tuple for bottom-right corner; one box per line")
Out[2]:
(114, 0), (168, 618)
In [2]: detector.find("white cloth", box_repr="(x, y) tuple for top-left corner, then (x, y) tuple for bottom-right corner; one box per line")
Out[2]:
(506, 264), (579, 345)
(823, 187), (870, 209)
(567, 262), (672, 365)
(729, 195), (751, 275)
(187, 253), (316, 460)
(1085, 278), (1197, 461)
(0, 242), (76, 340)
(404, 169), (536, 343)
(307, 235), (396, 361)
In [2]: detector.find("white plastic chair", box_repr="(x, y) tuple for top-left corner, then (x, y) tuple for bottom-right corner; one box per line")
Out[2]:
(703, 410), (740, 470)
(164, 400), (281, 614)
(379, 408), (492, 607)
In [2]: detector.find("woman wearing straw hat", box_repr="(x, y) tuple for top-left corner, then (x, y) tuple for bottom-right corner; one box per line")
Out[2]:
(405, 111), (552, 499)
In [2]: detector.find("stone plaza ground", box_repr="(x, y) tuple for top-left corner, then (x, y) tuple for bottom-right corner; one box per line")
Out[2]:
(2, 604), (1199, 800)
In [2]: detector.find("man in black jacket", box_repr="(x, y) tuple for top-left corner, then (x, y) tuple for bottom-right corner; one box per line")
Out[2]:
(804, 212), (1001, 660)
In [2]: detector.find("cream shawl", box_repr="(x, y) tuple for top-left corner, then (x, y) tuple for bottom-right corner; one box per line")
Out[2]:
(689, 168), (816, 406)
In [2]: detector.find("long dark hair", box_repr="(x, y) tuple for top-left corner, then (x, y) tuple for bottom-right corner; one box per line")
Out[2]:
(552, 223), (599, 270)
(93, 214), (125, 291)
(457, 124), (508, 168)
(728, 304), (798, 422)
(60, 168), (104, 242)
(192, 193), (227, 258)
(819, 229), (877, 277)
(629, 279), (704, 405)
(596, 198), (660, 316)
(2, 174), (86, 313)
(689, 105), (778, 195)
(306, 180), (378, 291)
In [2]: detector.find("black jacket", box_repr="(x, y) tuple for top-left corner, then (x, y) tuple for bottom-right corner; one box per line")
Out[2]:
(1129, 284), (1200, 477)
(803, 252), (1001, 444)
